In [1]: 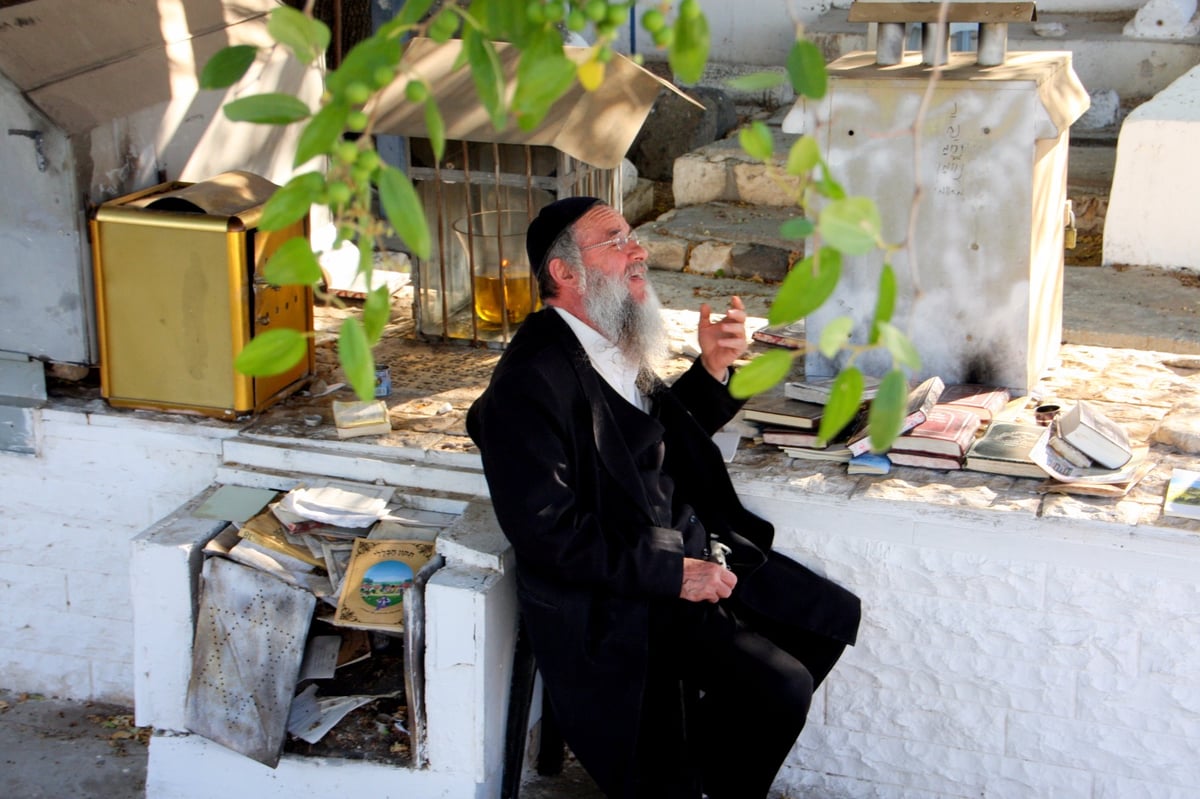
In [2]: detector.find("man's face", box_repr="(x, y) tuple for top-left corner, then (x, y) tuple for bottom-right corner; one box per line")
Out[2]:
(569, 205), (666, 367)
(573, 205), (649, 305)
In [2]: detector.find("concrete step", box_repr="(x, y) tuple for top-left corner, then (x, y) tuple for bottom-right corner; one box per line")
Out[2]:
(634, 201), (802, 282)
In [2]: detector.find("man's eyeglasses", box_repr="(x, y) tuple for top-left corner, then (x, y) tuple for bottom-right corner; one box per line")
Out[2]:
(580, 231), (640, 252)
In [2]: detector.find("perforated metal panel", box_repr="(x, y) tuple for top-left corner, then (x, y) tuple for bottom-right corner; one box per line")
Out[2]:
(185, 555), (316, 767)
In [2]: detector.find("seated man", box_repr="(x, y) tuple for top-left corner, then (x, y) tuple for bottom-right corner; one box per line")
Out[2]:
(467, 197), (861, 799)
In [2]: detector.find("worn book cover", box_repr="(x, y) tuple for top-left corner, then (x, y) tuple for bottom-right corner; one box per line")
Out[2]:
(238, 509), (326, 569)
(847, 452), (891, 475)
(939, 383), (1012, 422)
(781, 445), (853, 462)
(891, 404), (982, 457)
(784, 374), (882, 405)
(751, 320), (804, 349)
(888, 450), (963, 470)
(762, 428), (826, 448)
(1057, 400), (1132, 469)
(1162, 467), (1200, 521)
(847, 375), (945, 456)
(963, 422), (1049, 479)
(332, 539), (436, 632)
(743, 391), (825, 430)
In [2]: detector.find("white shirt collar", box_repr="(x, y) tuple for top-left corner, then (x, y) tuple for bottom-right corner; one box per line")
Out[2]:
(552, 306), (648, 412)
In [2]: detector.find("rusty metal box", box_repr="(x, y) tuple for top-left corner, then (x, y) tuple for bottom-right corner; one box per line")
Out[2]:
(89, 171), (313, 419)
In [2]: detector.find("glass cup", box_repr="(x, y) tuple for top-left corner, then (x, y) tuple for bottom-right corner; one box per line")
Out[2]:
(452, 211), (538, 326)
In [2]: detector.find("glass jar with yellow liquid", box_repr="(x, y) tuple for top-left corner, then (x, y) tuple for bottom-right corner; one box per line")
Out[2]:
(453, 211), (540, 327)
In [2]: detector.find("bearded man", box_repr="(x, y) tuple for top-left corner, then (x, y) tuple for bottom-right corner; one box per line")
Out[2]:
(467, 197), (861, 799)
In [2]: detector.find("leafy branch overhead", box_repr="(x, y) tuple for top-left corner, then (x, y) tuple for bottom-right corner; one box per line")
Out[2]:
(204, 1), (712, 401)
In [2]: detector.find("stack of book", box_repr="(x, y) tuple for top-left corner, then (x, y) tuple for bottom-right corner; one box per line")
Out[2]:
(886, 404), (983, 470)
(846, 376), (945, 458)
(962, 421), (1049, 479)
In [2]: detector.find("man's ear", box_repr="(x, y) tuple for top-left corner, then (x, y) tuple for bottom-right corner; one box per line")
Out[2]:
(546, 257), (577, 290)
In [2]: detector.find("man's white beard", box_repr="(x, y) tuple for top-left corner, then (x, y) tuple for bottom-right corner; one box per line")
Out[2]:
(580, 265), (669, 373)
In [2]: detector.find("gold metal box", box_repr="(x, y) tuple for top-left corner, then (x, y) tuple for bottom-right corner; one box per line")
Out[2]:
(90, 172), (313, 419)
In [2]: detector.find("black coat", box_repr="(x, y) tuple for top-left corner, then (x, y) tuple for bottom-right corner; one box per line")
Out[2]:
(467, 309), (860, 797)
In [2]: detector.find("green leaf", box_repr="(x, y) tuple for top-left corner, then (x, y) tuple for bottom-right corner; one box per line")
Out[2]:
(816, 368), (865, 444)
(876, 322), (922, 371)
(234, 328), (310, 377)
(818, 315), (854, 360)
(327, 33), (403, 97)
(362, 285), (392, 345)
(816, 165), (845, 200)
(738, 121), (773, 163)
(779, 216), (815, 240)
(464, 28), (507, 130)
(294, 103), (350, 166)
(513, 32), (575, 131)
(260, 172), (325, 231)
(224, 93), (311, 125)
(200, 45), (257, 90)
(768, 247), (842, 325)
(263, 237), (323, 286)
(669, 7), (710, 84)
(424, 97), (446, 162)
(377, 166), (431, 260)
(728, 349), (794, 399)
(338, 318), (376, 401)
(396, 0), (437, 26)
(866, 369), (909, 453)
(725, 71), (785, 92)
(818, 197), (882, 256)
(786, 39), (828, 100)
(268, 6), (331, 64)
(869, 263), (897, 343)
(786, 136), (820, 176)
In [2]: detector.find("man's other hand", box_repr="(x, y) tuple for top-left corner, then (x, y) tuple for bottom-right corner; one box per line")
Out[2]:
(680, 557), (738, 603)
(698, 296), (748, 382)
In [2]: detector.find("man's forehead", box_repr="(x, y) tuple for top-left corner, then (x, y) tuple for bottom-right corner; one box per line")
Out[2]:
(577, 205), (627, 236)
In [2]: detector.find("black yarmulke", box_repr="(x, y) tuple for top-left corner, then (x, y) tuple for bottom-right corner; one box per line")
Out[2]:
(525, 196), (603, 276)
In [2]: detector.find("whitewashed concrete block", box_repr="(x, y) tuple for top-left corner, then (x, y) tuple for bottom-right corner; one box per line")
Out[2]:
(146, 734), (473, 798)
(987, 757), (1096, 799)
(131, 489), (228, 730)
(1006, 711), (1200, 787)
(1124, 0), (1200, 39)
(1104, 65), (1200, 273)
(424, 563), (516, 788)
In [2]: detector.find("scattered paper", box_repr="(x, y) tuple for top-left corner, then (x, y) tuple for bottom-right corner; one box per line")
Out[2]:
(286, 684), (391, 745)
(279, 481), (394, 528)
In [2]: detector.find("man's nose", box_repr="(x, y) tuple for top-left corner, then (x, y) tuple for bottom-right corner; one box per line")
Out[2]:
(626, 238), (647, 263)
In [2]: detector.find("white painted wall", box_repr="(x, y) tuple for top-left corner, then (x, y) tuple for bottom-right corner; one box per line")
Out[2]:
(735, 480), (1200, 798)
(0, 407), (231, 701)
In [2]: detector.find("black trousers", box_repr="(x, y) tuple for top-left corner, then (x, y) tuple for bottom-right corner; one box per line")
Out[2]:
(631, 599), (847, 799)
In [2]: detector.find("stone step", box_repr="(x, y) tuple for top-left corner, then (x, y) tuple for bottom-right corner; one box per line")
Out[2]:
(671, 120), (801, 208)
(634, 201), (803, 282)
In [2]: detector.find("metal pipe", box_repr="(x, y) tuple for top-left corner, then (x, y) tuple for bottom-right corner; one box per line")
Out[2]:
(876, 22), (906, 66)
(977, 23), (1008, 66)
(921, 22), (950, 66)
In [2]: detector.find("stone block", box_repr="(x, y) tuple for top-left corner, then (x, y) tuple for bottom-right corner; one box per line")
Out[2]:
(687, 241), (734, 276)
(638, 230), (689, 272)
(628, 85), (737, 181)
